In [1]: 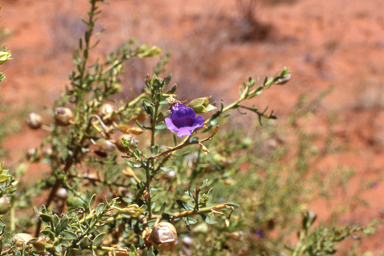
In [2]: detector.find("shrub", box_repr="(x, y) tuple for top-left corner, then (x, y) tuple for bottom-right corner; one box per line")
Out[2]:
(0, 1), (376, 256)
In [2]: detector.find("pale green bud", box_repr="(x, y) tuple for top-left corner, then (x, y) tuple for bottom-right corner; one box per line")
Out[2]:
(187, 96), (217, 113)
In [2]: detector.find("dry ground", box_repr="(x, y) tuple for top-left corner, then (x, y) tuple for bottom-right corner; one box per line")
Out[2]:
(1, 0), (384, 253)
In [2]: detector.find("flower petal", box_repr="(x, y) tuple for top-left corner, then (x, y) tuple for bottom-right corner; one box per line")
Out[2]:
(192, 116), (204, 129)
(165, 117), (179, 132)
(171, 103), (196, 120)
(176, 127), (195, 137)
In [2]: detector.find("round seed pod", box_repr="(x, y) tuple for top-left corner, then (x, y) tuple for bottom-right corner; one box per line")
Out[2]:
(149, 222), (177, 251)
(181, 236), (193, 247)
(13, 233), (33, 246)
(54, 107), (73, 126)
(116, 134), (138, 153)
(0, 197), (11, 215)
(26, 112), (43, 129)
(108, 251), (129, 256)
(98, 103), (116, 125)
(95, 140), (116, 157)
(56, 188), (68, 199)
(26, 148), (38, 160)
(42, 147), (53, 158)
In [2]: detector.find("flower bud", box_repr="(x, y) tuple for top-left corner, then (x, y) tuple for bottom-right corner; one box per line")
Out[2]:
(0, 196), (11, 215)
(110, 84), (122, 94)
(98, 103), (116, 125)
(149, 222), (177, 251)
(54, 107), (73, 126)
(0, 47), (12, 65)
(26, 112), (43, 129)
(187, 96), (216, 113)
(274, 73), (291, 85)
(87, 99), (101, 108)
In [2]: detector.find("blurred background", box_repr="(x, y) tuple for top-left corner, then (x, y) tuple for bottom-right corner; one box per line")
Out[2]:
(1, 0), (384, 253)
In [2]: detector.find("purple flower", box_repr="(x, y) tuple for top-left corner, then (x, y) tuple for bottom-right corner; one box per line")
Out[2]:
(165, 103), (204, 137)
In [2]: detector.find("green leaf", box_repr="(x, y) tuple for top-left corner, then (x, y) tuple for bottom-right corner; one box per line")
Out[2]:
(160, 166), (173, 172)
(176, 200), (194, 211)
(165, 84), (177, 94)
(61, 230), (77, 240)
(40, 214), (52, 223)
(140, 247), (147, 256)
(55, 244), (62, 255)
(0, 174), (11, 182)
(52, 214), (59, 228)
(151, 145), (159, 156)
(89, 194), (96, 210)
(200, 179), (209, 189)
(200, 213), (217, 224)
(96, 203), (104, 216)
(93, 233), (106, 246)
(184, 190), (194, 198)
(67, 207), (84, 218)
(59, 216), (70, 233)
(164, 74), (172, 88)
(158, 202), (166, 215)
(42, 230), (55, 242)
(125, 160), (142, 168)
(138, 235), (145, 247)
(136, 120), (151, 130)
(183, 217), (191, 231)
(147, 246), (155, 256)
(155, 122), (167, 130)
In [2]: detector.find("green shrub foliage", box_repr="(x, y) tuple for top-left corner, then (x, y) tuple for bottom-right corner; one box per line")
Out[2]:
(0, 1), (375, 255)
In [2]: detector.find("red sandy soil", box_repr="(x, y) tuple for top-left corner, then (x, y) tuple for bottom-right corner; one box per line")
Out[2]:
(1, 0), (384, 253)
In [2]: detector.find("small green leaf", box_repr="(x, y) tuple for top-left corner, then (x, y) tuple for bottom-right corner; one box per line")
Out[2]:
(61, 230), (77, 240)
(147, 246), (155, 256)
(93, 233), (106, 246)
(67, 207), (84, 218)
(155, 122), (167, 130)
(200, 213), (217, 224)
(125, 160), (142, 168)
(151, 145), (159, 156)
(96, 203), (104, 215)
(40, 214), (52, 223)
(176, 200), (194, 211)
(89, 194), (96, 210)
(200, 179), (209, 189)
(136, 120), (151, 130)
(138, 235), (145, 247)
(140, 247), (147, 256)
(165, 84), (177, 94)
(164, 74), (172, 88)
(52, 214), (59, 228)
